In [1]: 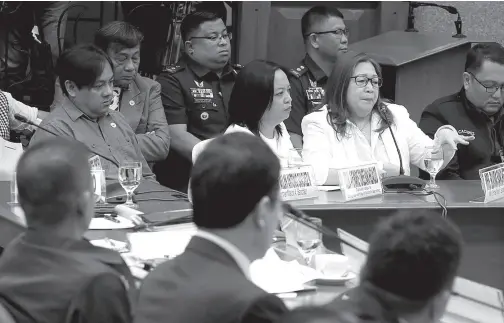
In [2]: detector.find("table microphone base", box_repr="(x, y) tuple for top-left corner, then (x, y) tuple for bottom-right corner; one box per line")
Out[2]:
(382, 175), (426, 192)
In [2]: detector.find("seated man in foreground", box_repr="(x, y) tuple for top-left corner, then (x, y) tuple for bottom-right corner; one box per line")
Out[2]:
(420, 43), (504, 179)
(327, 210), (463, 323)
(0, 138), (135, 323)
(30, 44), (155, 181)
(135, 133), (288, 323)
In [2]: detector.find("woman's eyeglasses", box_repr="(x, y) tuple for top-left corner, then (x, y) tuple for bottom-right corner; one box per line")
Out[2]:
(351, 76), (383, 88)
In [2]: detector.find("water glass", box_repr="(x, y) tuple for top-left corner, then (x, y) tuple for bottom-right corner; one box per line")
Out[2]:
(295, 217), (322, 267)
(424, 145), (444, 190)
(118, 161), (142, 209)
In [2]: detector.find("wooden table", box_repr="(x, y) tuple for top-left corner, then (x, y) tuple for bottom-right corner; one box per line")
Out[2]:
(292, 181), (504, 290)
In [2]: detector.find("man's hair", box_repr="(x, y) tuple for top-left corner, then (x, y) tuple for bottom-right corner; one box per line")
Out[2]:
(191, 132), (280, 229)
(276, 306), (358, 323)
(361, 210), (463, 302)
(465, 43), (504, 73)
(301, 6), (344, 38)
(180, 11), (221, 42)
(94, 21), (144, 53)
(16, 138), (92, 226)
(56, 43), (113, 96)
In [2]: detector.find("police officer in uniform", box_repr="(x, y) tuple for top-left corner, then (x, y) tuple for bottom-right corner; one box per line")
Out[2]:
(286, 6), (348, 149)
(154, 11), (241, 192)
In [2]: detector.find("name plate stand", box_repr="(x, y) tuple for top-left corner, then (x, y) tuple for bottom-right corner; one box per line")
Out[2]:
(337, 163), (383, 201)
(279, 165), (317, 201)
(479, 163), (504, 203)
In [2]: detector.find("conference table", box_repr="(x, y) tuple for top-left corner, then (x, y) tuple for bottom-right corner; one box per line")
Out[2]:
(0, 180), (503, 305)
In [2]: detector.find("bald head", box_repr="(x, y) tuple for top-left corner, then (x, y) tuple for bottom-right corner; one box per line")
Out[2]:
(17, 138), (93, 226)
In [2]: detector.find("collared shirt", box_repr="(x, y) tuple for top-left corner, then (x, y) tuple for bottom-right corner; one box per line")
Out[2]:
(194, 229), (252, 280)
(0, 230), (135, 323)
(285, 55), (328, 136)
(29, 98), (156, 181)
(157, 55), (241, 140)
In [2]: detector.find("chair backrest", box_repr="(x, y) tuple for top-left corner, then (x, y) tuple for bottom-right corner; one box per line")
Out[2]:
(0, 301), (16, 323)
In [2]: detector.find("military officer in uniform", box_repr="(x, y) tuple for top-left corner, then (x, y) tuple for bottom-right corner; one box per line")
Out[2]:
(154, 11), (241, 192)
(286, 6), (348, 148)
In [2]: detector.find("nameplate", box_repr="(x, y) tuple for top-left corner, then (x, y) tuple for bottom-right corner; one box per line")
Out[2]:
(88, 155), (102, 171)
(279, 166), (317, 201)
(337, 163), (383, 201)
(91, 169), (106, 204)
(479, 163), (504, 203)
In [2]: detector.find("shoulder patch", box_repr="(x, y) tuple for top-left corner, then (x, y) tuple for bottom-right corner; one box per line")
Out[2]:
(290, 65), (308, 78)
(163, 64), (184, 74)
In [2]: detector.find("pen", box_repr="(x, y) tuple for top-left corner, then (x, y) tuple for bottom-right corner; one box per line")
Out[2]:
(104, 213), (120, 223)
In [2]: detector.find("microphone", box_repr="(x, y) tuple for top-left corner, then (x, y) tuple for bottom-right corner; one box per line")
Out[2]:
(376, 105), (426, 192)
(406, 2), (466, 38)
(14, 113), (119, 167)
(282, 203), (367, 255)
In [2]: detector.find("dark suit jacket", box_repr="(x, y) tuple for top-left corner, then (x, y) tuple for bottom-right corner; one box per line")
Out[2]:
(0, 231), (136, 323)
(51, 75), (170, 162)
(134, 236), (288, 323)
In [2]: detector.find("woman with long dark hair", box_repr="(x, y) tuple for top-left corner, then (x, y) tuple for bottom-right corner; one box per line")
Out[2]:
(302, 52), (473, 185)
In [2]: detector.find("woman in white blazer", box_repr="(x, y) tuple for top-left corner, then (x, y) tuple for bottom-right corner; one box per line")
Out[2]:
(302, 52), (474, 185)
(224, 60), (294, 167)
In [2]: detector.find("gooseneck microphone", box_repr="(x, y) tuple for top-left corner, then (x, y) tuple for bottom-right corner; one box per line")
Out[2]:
(378, 104), (404, 176)
(283, 203), (367, 255)
(14, 113), (119, 167)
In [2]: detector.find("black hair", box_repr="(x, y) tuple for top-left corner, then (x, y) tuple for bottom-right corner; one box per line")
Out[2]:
(361, 210), (463, 303)
(465, 43), (504, 73)
(17, 138), (92, 226)
(228, 60), (290, 137)
(94, 21), (144, 52)
(191, 132), (280, 229)
(56, 43), (113, 96)
(180, 11), (222, 42)
(301, 6), (344, 38)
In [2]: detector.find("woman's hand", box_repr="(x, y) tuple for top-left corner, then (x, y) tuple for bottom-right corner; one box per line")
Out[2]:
(436, 128), (474, 150)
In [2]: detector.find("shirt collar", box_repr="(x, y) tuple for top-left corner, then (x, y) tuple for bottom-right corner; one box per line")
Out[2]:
(460, 88), (504, 123)
(62, 97), (110, 122)
(304, 54), (328, 83)
(183, 55), (236, 80)
(194, 229), (252, 280)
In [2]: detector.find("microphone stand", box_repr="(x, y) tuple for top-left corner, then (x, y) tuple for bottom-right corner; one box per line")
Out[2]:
(405, 1), (466, 38)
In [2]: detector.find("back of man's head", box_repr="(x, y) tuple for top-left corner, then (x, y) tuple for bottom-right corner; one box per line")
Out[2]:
(191, 132), (280, 229)
(465, 43), (504, 73)
(361, 210), (463, 303)
(94, 21), (144, 53)
(276, 306), (358, 323)
(301, 6), (344, 39)
(17, 138), (93, 227)
(56, 43), (113, 97)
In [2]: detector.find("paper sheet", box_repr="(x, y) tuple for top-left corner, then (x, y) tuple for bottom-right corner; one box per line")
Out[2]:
(89, 216), (135, 230)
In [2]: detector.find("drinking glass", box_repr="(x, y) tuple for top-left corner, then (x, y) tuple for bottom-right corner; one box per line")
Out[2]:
(424, 145), (444, 190)
(288, 148), (304, 168)
(118, 161), (142, 209)
(295, 217), (322, 267)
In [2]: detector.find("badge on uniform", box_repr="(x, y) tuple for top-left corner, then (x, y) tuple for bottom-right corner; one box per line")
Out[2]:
(306, 87), (325, 101)
(200, 112), (209, 120)
(190, 88), (214, 99)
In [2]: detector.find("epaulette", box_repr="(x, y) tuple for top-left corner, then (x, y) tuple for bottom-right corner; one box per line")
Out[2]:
(163, 64), (185, 74)
(232, 63), (243, 70)
(290, 65), (309, 78)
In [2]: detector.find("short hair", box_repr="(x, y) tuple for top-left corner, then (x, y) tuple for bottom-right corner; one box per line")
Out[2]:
(191, 132), (280, 229)
(276, 306), (358, 323)
(193, 2), (227, 24)
(56, 44), (113, 96)
(180, 11), (221, 42)
(465, 43), (504, 73)
(228, 60), (290, 137)
(17, 138), (92, 226)
(94, 21), (144, 53)
(323, 51), (393, 140)
(361, 210), (463, 303)
(301, 6), (344, 38)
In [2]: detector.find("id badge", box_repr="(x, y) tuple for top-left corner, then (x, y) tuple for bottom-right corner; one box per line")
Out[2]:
(306, 87), (325, 101)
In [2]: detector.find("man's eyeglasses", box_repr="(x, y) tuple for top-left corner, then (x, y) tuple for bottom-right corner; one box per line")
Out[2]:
(304, 28), (349, 38)
(468, 72), (504, 93)
(351, 76), (383, 88)
(190, 33), (232, 43)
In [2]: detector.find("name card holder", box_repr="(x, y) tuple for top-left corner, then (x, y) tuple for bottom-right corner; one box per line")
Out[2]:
(479, 163), (504, 203)
(337, 163), (383, 201)
(279, 165), (317, 201)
